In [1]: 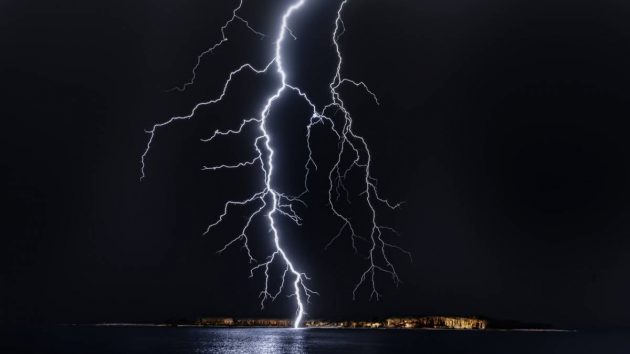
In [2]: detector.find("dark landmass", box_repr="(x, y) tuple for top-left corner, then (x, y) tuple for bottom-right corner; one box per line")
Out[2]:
(142, 316), (554, 330)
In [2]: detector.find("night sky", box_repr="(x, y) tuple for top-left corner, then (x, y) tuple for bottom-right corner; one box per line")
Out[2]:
(3, 0), (630, 329)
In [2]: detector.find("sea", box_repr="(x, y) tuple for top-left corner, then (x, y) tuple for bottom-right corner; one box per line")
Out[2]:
(3, 327), (629, 353)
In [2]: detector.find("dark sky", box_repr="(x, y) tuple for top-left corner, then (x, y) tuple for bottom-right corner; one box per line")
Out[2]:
(3, 0), (630, 329)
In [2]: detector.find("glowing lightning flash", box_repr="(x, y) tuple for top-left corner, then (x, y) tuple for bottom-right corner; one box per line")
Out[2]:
(141, 0), (410, 328)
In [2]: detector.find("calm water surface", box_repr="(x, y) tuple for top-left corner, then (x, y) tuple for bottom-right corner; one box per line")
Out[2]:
(4, 327), (629, 353)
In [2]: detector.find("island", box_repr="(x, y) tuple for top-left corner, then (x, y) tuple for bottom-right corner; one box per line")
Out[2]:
(188, 316), (552, 330)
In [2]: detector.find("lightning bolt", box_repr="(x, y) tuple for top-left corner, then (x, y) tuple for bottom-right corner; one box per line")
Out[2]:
(141, 0), (411, 328)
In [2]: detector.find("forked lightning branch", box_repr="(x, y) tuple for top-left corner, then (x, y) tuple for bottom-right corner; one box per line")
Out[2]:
(141, 0), (410, 328)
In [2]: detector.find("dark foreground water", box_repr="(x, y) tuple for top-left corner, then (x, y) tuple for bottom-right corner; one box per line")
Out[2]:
(3, 327), (629, 354)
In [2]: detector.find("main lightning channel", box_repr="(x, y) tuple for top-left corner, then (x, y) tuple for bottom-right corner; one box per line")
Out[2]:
(255, 0), (310, 329)
(141, 0), (410, 328)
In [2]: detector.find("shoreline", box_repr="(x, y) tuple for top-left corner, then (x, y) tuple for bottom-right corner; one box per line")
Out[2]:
(81, 323), (574, 332)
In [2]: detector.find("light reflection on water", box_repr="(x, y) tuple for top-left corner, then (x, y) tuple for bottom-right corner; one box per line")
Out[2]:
(6, 326), (630, 354)
(194, 328), (307, 354)
(185, 327), (630, 354)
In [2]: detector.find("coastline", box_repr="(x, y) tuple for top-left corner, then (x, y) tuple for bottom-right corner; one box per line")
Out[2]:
(81, 316), (570, 332)
(83, 324), (574, 332)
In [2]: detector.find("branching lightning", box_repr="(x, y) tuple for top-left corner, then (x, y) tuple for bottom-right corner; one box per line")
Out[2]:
(141, 0), (410, 328)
